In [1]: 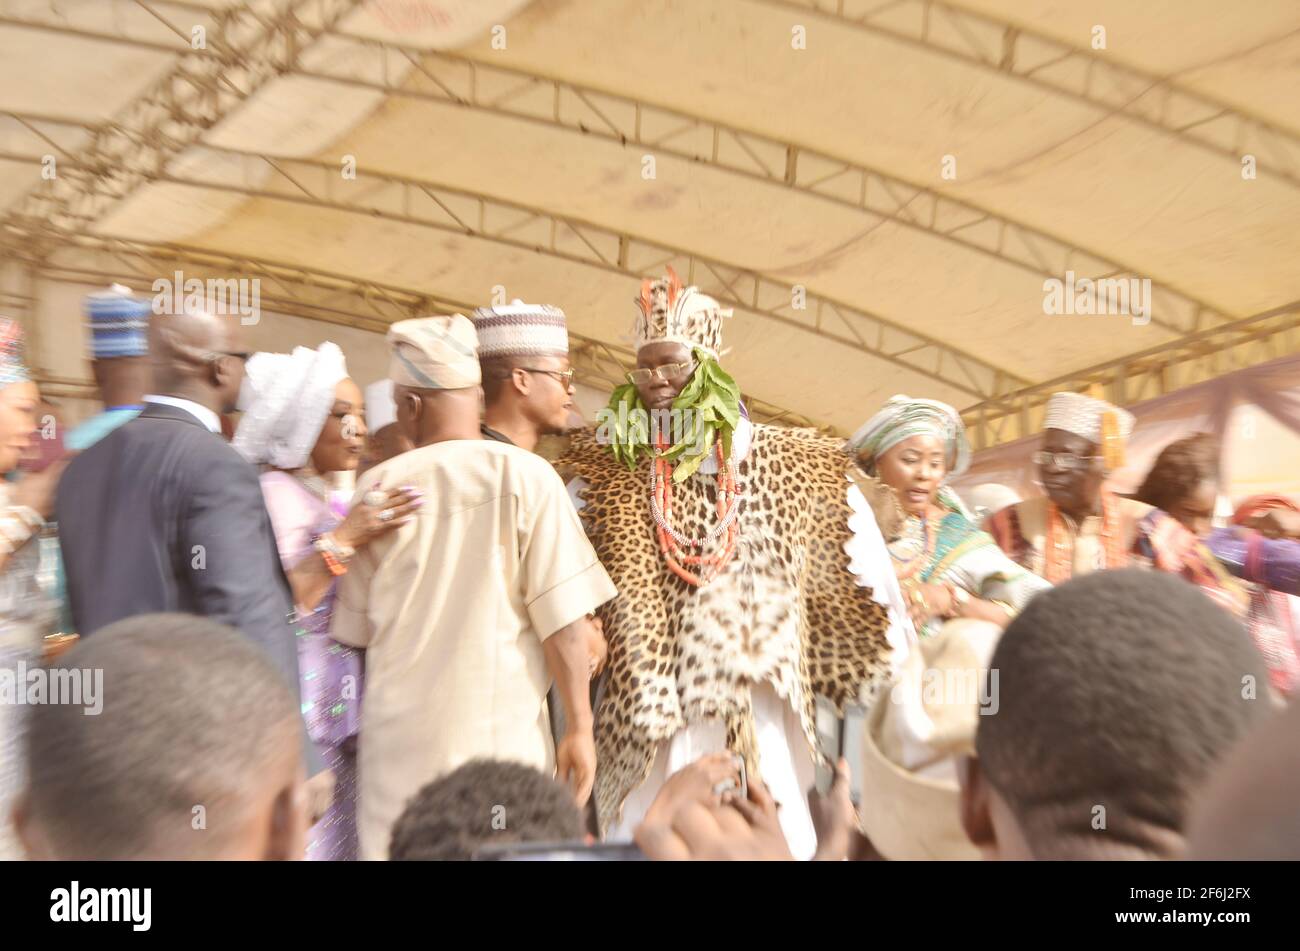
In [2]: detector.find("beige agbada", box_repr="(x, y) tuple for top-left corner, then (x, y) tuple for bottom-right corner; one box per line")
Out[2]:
(332, 316), (616, 859)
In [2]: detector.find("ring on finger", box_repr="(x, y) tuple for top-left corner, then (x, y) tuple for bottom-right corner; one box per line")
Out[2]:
(378, 508), (394, 522)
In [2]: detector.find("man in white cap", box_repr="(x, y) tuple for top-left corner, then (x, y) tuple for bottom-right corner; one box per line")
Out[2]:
(331, 315), (616, 860)
(987, 392), (1248, 617)
(986, 391), (1147, 582)
(473, 300), (577, 452)
(473, 301), (608, 734)
(359, 378), (412, 475)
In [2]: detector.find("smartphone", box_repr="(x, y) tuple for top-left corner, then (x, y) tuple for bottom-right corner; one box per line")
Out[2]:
(813, 695), (842, 795)
(813, 696), (866, 804)
(472, 840), (646, 861)
(840, 701), (866, 807)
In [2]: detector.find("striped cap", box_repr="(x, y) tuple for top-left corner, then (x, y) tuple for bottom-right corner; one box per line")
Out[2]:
(1043, 391), (1135, 446)
(472, 300), (569, 360)
(85, 285), (152, 359)
(387, 315), (480, 389)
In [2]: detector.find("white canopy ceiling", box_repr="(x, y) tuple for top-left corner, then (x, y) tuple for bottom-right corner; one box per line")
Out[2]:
(2, 0), (1299, 443)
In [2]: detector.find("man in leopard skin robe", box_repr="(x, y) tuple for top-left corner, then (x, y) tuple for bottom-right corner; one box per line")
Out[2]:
(558, 269), (912, 857)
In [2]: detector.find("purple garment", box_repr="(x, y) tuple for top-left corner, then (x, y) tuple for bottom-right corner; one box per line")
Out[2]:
(1206, 526), (1300, 695)
(261, 471), (363, 861)
(1207, 527), (1300, 596)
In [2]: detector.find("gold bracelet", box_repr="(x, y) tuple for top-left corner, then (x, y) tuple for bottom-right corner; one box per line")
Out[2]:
(909, 585), (929, 614)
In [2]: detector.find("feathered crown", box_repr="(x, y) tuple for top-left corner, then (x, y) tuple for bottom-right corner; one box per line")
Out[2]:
(632, 267), (731, 358)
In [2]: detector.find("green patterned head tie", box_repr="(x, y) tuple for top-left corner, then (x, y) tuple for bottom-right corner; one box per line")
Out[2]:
(846, 394), (971, 476)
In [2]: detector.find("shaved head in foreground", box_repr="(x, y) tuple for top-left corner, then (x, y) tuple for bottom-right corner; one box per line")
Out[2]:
(15, 613), (308, 860)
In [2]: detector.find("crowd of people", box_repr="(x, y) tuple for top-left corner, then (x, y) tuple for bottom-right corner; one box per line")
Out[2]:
(1, 271), (1299, 861)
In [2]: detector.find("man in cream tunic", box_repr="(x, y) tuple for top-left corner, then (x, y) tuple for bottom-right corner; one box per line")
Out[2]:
(333, 315), (615, 860)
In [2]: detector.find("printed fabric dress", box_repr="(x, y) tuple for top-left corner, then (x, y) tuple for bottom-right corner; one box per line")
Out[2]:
(852, 485), (1052, 641)
(260, 471), (364, 861)
(0, 485), (59, 860)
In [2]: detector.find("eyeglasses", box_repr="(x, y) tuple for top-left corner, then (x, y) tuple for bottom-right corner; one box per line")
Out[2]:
(1033, 450), (1099, 471)
(520, 367), (575, 387)
(627, 361), (696, 385)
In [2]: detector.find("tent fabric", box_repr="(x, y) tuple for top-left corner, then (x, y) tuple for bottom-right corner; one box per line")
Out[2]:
(1, 1), (1299, 436)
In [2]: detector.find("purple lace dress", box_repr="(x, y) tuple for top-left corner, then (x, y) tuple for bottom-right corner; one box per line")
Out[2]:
(261, 471), (364, 861)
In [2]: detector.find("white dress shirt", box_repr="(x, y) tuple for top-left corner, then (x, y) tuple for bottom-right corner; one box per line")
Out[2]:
(142, 394), (223, 435)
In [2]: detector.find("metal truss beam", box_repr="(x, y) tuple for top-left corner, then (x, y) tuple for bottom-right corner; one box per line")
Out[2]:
(2, 232), (831, 431)
(962, 299), (1300, 449)
(760, 0), (1300, 191)
(0, 0), (359, 241)
(0, 0), (230, 55)
(6, 234), (455, 333)
(0, 9), (1229, 337)
(289, 42), (1224, 337)
(0, 138), (1024, 400)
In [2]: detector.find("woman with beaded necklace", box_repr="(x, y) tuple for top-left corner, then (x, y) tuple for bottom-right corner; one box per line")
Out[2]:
(234, 343), (419, 861)
(846, 396), (1051, 639)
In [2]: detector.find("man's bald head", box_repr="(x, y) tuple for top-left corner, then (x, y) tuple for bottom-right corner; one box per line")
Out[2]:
(149, 310), (249, 414)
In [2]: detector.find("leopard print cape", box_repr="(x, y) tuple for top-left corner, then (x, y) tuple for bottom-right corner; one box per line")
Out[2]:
(558, 423), (900, 833)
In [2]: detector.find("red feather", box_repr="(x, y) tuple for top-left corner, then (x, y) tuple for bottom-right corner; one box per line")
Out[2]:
(665, 266), (683, 308)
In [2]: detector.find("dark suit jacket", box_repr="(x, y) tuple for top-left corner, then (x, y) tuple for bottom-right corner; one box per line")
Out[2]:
(57, 401), (322, 774)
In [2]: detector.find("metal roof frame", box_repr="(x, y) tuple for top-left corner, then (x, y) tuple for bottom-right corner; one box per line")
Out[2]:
(1, 131), (1025, 400)
(761, 0), (1300, 191)
(1, 232), (837, 431)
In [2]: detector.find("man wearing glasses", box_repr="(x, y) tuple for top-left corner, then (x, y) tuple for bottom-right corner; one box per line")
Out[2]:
(333, 315), (616, 859)
(472, 300), (580, 453)
(986, 391), (1149, 582)
(557, 269), (903, 858)
(472, 301), (609, 748)
(987, 392), (1250, 626)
